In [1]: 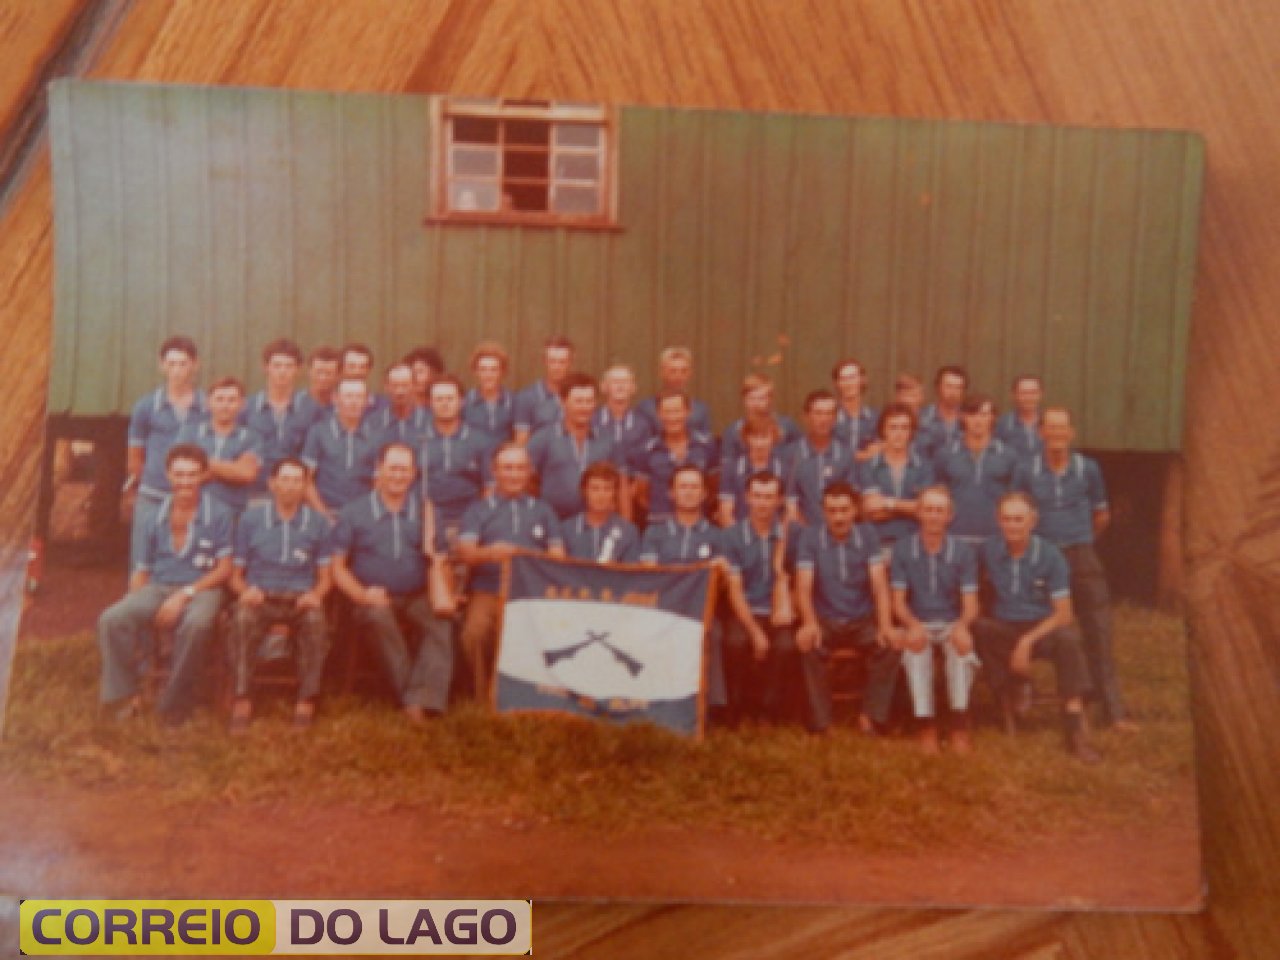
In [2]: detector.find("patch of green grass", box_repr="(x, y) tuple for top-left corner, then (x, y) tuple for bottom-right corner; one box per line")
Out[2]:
(0, 605), (1196, 851)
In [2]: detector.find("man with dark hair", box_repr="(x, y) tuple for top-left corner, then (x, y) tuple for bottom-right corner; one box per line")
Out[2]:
(417, 374), (489, 551)
(917, 364), (968, 459)
(370, 362), (431, 447)
(177, 376), (261, 515)
(563, 462), (640, 563)
(99, 443), (231, 725)
(301, 378), (381, 518)
(330, 443), (453, 723)
(974, 491), (1100, 762)
(831, 358), (880, 461)
(858, 402), (935, 553)
(718, 418), (790, 527)
(463, 341), (515, 456)
(242, 338), (314, 495)
(404, 345), (445, 407)
(1015, 406), (1135, 731)
(719, 374), (802, 471)
(123, 335), (206, 567)
(227, 456), (332, 732)
(931, 394), (1018, 547)
(636, 346), (714, 435)
(458, 443), (565, 698)
(340, 342), (386, 418)
(997, 374), (1045, 462)
(514, 335), (574, 443)
(787, 389), (857, 527)
(629, 391), (719, 524)
(527, 372), (627, 520)
(794, 481), (900, 736)
(301, 346), (342, 424)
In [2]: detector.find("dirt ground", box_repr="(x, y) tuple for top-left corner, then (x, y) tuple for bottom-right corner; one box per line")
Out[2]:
(2, 558), (1203, 914)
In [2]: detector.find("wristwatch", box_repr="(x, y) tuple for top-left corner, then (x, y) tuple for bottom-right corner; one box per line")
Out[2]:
(182, 586), (197, 599)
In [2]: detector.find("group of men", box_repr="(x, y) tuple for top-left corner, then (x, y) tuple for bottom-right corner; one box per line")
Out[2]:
(98, 333), (1133, 761)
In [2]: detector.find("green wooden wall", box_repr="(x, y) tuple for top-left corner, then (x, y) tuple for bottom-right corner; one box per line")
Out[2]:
(48, 80), (1203, 450)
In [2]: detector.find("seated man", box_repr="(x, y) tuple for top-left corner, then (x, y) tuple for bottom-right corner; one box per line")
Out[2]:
(227, 457), (333, 733)
(330, 443), (453, 723)
(563, 462), (640, 563)
(458, 444), (565, 699)
(794, 481), (900, 735)
(890, 485), (981, 755)
(98, 443), (231, 725)
(974, 492), (1101, 763)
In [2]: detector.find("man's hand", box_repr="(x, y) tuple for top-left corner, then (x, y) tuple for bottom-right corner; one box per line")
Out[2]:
(1010, 634), (1037, 676)
(903, 623), (929, 654)
(749, 623), (769, 661)
(950, 622), (974, 656)
(362, 586), (391, 607)
(296, 590), (323, 610)
(239, 586), (266, 607)
(796, 621), (820, 653)
(154, 591), (189, 630)
(878, 625), (905, 650)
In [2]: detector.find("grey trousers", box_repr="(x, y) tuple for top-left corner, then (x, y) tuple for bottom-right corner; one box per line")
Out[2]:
(349, 594), (452, 711)
(804, 618), (901, 732)
(228, 596), (330, 701)
(98, 582), (223, 716)
(1063, 543), (1127, 723)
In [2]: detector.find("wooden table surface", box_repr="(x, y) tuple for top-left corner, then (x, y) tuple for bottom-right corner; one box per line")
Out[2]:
(3, 2), (1279, 955)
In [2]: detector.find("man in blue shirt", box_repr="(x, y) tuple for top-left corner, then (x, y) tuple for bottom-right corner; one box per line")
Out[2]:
(831, 357), (880, 461)
(974, 491), (1100, 762)
(932, 394), (1018, 545)
(99, 443), (231, 725)
(123, 335), (207, 568)
(330, 443), (453, 723)
(404, 345), (445, 409)
(527, 372), (627, 520)
(593, 364), (654, 489)
(890, 485), (981, 755)
(458, 443), (565, 700)
(227, 457), (332, 732)
(297, 345), (341, 428)
(416, 374), (489, 552)
(241, 339), (314, 497)
(513, 335), (574, 443)
(917, 364), (967, 460)
(630, 391), (719, 524)
(563, 462), (640, 563)
(636, 346), (714, 436)
(177, 376), (261, 516)
(369, 362), (432, 447)
(719, 374), (802, 470)
(794, 481), (900, 735)
(858, 402), (936, 553)
(1015, 406), (1134, 732)
(339, 342), (387, 419)
(301, 378), (381, 517)
(996, 374), (1045, 462)
(786, 389), (857, 527)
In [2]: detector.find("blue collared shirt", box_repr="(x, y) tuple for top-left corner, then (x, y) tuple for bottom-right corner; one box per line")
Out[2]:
(857, 451), (936, 543)
(416, 423), (488, 527)
(890, 534), (977, 623)
(795, 522), (883, 622)
(462, 388), (515, 453)
(332, 491), (427, 596)
(629, 431), (720, 521)
(721, 519), (794, 615)
(996, 411), (1044, 462)
(301, 416), (381, 510)
(719, 414), (802, 471)
(369, 404), (433, 450)
(1014, 452), (1108, 547)
(128, 388), (208, 496)
(835, 404), (879, 453)
(527, 424), (622, 519)
(136, 492), (232, 585)
(175, 421), (261, 514)
(719, 450), (792, 525)
(241, 390), (315, 492)
(591, 406), (654, 471)
(980, 534), (1071, 622)
(562, 513), (641, 564)
(917, 404), (962, 461)
(932, 438), (1018, 539)
(639, 516), (723, 565)
(234, 502), (332, 593)
(787, 438), (857, 526)
(635, 395), (714, 436)
(513, 380), (563, 435)
(459, 493), (563, 593)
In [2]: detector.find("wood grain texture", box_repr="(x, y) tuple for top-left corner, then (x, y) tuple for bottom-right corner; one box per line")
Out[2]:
(3, 0), (1278, 954)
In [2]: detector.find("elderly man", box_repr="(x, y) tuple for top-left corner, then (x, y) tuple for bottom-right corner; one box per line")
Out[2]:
(227, 456), (332, 732)
(330, 443), (454, 722)
(458, 444), (565, 699)
(890, 485), (981, 755)
(99, 443), (231, 725)
(974, 492), (1101, 763)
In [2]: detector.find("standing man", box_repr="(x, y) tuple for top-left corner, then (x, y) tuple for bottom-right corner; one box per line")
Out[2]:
(793, 482), (900, 736)
(562, 462), (640, 563)
(1015, 406), (1134, 731)
(99, 444), (231, 725)
(637, 346), (713, 436)
(457, 444), (565, 699)
(858, 403), (935, 555)
(404, 345), (445, 408)
(339, 342), (386, 418)
(176, 376), (261, 516)
(227, 457), (332, 732)
(301, 378), (381, 518)
(593, 364), (654, 481)
(890, 486), (981, 754)
(997, 374), (1045, 463)
(417, 374), (489, 551)
(630, 391), (719, 524)
(298, 345), (341, 426)
(242, 339), (313, 496)
(831, 358), (880, 461)
(719, 374), (802, 469)
(974, 492), (1101, 762)
(718, 419), (790, 527)
(370, 362), (432, 447)
(786, 389), (857, 527)
(527, 372), (627, 520)
(463, 340), (516, 457)
(917, 365), (968, 459)
(330, 443), (454, 722)
(514, 335), (574, 443)
(123, 335), (207, 566)
(932, 394), (1018, 547)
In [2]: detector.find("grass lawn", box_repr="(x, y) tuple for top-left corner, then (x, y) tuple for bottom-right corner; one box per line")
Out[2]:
(0, 604), (1196, 853)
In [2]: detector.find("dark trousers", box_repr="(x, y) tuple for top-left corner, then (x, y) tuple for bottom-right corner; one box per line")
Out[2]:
(228, 596), (330, 701)
(974, 617), (1090, 703)
(723, 615), (799, 724)
(803, 618), (901, 732)
(350, 594), (453, 711)
(1063, 543), (1126, 723)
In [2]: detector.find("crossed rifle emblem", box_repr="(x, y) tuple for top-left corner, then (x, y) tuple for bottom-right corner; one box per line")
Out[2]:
(544, 629), (644, 677)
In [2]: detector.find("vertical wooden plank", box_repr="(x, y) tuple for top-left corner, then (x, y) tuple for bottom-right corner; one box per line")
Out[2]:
(1001, 125), (1055, 392)
(389, 94), (430, 361)
(511, 229), (557, 388)
(243, 87), (294, 351)
(559, 229), (606, 372)
(206, 86), (249, 379)
(656, 107), (705, 377)
(291, 91), (342, 349)
(1166, 134), (1205, 450)
(886, 120), (934, 386)
(847, 118), (900, 394)
(610, 107), (662, 394)
(747, 111), (794, 402)
(339, 93), (390, 366)
(47, 81), (79, 414)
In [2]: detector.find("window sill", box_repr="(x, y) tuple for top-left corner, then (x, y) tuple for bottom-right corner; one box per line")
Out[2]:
(423, 214), (624, 233)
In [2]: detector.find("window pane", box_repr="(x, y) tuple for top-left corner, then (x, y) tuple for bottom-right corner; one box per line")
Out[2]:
(550, 184), (601, 215)
(553, 153), (600, 181)
(451, 146), (499, 176)
(505, 149), (549, 179)
(449, 181), (500, 212)
(508, 183), (549, 211)
(554, 124), (602, 149)
(505, 119), (551, 146)
(452, 115), (499, 144)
